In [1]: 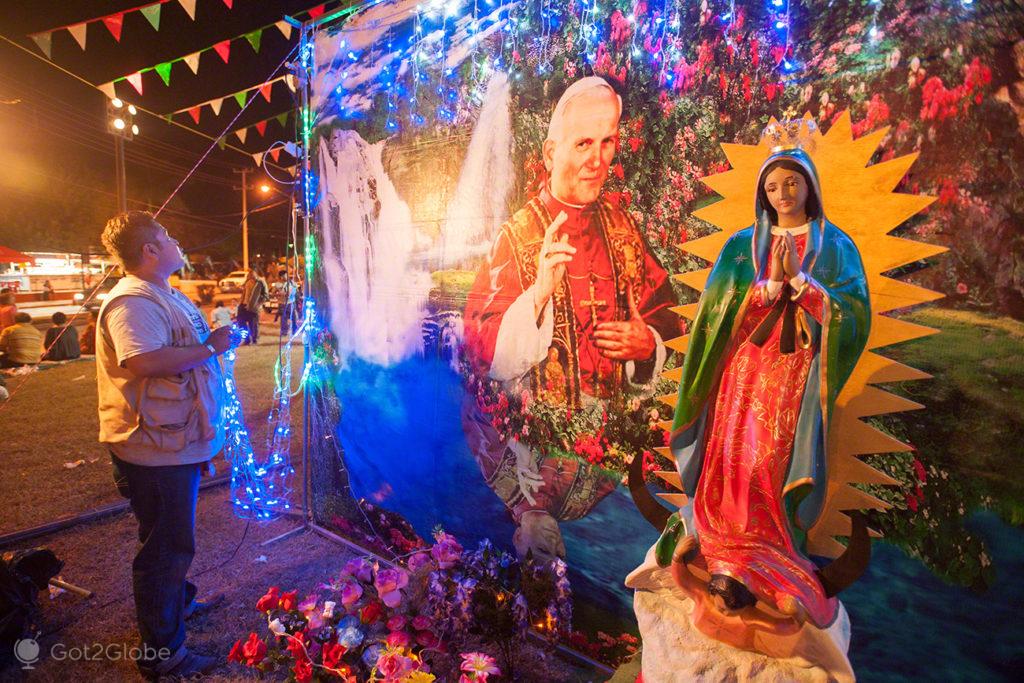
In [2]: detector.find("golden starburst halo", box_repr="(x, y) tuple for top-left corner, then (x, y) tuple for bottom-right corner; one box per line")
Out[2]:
(654, 111), (946, 558)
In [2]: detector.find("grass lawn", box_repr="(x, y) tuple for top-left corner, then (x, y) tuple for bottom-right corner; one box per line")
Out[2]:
(886, 306), (1024, 522)
(0, 329), (303, 536)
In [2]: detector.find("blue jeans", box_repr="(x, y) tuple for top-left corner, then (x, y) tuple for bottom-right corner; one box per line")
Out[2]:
(111, 454), (201, 669)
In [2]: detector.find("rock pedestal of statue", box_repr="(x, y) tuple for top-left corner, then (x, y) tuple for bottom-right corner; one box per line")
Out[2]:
(626, 548), (855, 683)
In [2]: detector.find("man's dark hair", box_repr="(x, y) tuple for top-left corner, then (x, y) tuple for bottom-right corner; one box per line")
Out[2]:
(14, 312), (31, 324)
(757, 159), (822, 226)
(101, 211), (162, 270)
(52, 312), (67, 325)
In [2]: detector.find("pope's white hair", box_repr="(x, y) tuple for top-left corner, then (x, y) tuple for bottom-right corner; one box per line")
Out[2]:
(546, 76), (622, 143)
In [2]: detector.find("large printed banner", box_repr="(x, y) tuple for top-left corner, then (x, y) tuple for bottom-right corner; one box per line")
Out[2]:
(304, 0), (1024, 647)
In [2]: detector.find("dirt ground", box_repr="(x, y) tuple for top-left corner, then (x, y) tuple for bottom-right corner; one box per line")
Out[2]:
(0, 326), (601, 682)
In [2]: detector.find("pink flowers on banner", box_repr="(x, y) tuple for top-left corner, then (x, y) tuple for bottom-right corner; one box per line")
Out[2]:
(460, 652), (501, 682)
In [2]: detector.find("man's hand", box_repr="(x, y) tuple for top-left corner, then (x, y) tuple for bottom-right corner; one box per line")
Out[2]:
(782, 232), (801, 279)
(534, 212), (575, 318)
(206, 326), (235, 355)
(594, 287), (656, 361)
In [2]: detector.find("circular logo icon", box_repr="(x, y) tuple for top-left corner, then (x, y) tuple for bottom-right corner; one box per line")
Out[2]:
(14, 638), (40, 668)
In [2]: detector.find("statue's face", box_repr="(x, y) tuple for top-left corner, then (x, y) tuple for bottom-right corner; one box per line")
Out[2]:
(513, 511), (566, 565)
(763, 166), (809, 223)
(544, 89), (620, 205)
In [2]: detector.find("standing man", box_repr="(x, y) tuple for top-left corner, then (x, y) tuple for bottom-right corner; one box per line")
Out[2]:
(97, 211), (236, 679)
(238, 269), (268, 345)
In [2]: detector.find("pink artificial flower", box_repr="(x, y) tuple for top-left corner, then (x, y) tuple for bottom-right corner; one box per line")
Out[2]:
(416, 630), (440, 648)
(956, 282), (968, 295)
(386, 614), (407, 631)
(345, 557), (374, 582)
(411, 614), (432, 631)
(377, 651), (415, 680)
(374, 568), (410, 608)
(430, 532), (464, 569)
(340, 578), (364, 607)
(386, 631), (412, 648)
(407, 551), (433, 573)
(460, 652), (500, 681)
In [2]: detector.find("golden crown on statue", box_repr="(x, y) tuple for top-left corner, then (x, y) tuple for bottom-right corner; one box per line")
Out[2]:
(760, 118), (819, 154)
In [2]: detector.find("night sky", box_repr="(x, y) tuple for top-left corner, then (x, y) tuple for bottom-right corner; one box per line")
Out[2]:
(0, 1), (347, 259)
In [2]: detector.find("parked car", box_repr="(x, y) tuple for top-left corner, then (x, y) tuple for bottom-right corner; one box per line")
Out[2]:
(72, 275), (122, 312)
(218, 270), (248, 292)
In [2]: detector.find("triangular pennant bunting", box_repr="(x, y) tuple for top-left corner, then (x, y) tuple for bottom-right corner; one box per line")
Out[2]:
(209, 98), (223, 116)
(234, 91), (248, 108)
(102, 13), (124, 42)
(154, 62), (173, 87)
(255, 120), (267, 136)
(259, 82), (273, 102)
(285, 75), (297, 92)
(236, 128), (247, 144)
(213, 40), (231, 64)
(31, 33), (52, 59)
(222, 0), (234, 8)
(98, 82), (117, 99)
(269, 148), (281, 163)
(67, 23), (87, 50)
(126, 72), (144, 95)
(177, 0), (197, 21)
(245, 29), (262, 53)
(252, 152), (264, 166)
(188, 106), (201, 124)
(275, 21), (292, 40)
(184, 52), (201, 74)
(308, 4), (326, 20)
(275, 112), (288, 128)
(217, 136), (227, 150)
(140, 4), (162, 31)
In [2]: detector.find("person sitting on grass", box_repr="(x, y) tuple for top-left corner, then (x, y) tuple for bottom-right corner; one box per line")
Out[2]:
(79, 309), (99, 355)
(43, 311), (81, 362)
(0, 312), (42, 368)
(209, 300), (233, 330)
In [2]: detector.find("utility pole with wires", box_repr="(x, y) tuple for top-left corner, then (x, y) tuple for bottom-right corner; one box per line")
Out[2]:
(105, 97), (138, 214)
(234, 167), (250, 272)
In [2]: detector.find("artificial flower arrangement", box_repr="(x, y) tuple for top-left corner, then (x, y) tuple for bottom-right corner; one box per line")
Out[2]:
(229, 529), (572, 681)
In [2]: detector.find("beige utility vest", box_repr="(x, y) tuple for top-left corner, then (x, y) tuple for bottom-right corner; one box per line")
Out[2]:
(96, 277), (225, 466)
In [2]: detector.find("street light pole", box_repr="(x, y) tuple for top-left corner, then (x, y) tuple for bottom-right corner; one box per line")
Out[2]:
(113, 136), (127, 213)
(105, 96), (136, 214)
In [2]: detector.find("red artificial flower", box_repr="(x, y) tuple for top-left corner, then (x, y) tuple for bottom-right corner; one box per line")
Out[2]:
(322, 641), (347, 670)
(416, 630), (440, 648)
(361, 600), (383, 624)
(912, 459), (928, 483)
(240, 632), (267, 667)
(256, 586), (281, 612)
(956, 282), (968, 295)
(286, 631), (310, 661)
(293, 656), (314, 683)
(227, 638), (246, 664)
(750, 38), (760, 67)
(279, 590), (299, 612)
(906, 493), (919, 512)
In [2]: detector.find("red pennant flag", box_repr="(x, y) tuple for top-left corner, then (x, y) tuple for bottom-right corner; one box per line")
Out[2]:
(103, 13), (125, 42)
(222, 0), (233, 7)
(213, 40), (231, 64)
(126, 72), (144, 95)
(308, 4), (326, 19)
(259, 82), (273, 102)
(269, 148), (281, 163)
(188, 106), (201, 124)
(255, 121), (267, 136)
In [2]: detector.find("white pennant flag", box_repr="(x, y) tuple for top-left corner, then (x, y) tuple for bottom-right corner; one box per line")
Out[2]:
(183, 52), (200, 74)
(252, 152), (264, 167)
(68, 23), (87, 50)
(209, 97), (223, 116)
(285, 74), (297, 92)
(236, 128), (248, 144)
(98, 81), (117, 99)
(177, 0), (197, 21)
(275, 21), (292, 40)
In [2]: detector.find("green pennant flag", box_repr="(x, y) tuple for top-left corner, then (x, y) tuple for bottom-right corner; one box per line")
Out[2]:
(140, 4), (162, 31)
(163, 114), (173, 123)
(217, 136), (227, 150)
(244, 29), (262, 53)
(234, 91), (248, 108)
(275, 112), (288, 128)
(154, 62), (173, 87)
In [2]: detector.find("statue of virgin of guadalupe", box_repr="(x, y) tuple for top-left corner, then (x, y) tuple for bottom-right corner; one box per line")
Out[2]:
(654, 125), (872, 633)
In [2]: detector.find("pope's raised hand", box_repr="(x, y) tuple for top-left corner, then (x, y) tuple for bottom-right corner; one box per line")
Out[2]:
(534, 211), (575, 317)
